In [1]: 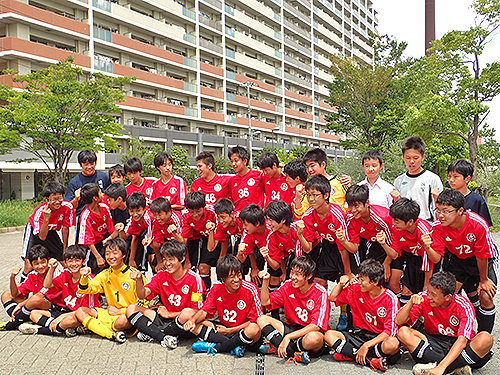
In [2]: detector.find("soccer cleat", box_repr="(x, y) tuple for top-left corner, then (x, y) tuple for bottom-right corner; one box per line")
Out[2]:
(449, 366), (472, 375)
(412, 362), (438, 375)
(0, 322), (9, 331)
(333, 352), (354, 362)
(368, 357), (388, 372)
(337, 314), (348, 331)
(192, 341), (217, 355)
(65, 328), (77, 338)
(75, 325), (90, 335)
(111, 331), (127, 343)
(160, 335), (178, 349)
(230, 346), (245, 357)
(136, 331), (154, 343)
(18, 322), (40, 335)
(259, 343), (278, 355)
(285, 351), (310, 365)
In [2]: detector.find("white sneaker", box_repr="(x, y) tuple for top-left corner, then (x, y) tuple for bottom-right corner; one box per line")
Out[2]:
(160, 335), (178, 349)
(137, 331), (154, 342)
(413, 362), (438, 375)
(112, 331), (127, 343)
(450, 366), (472, 375)
(18, 322), (41, 335)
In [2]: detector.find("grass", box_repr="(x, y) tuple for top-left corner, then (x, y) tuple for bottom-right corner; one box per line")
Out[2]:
(0, 200), (37, 228)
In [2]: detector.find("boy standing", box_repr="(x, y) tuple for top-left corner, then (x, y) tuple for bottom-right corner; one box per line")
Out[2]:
(257, 151), (294, 207)
(124, 192), (152, 271)
(108, 164), (125, 184)
(283, 159), (309, 219)
(105, 183), (130, 229)
(150, 151), (187, 211)
(124, 156), (157, 202)
(358, 150), (394, 209)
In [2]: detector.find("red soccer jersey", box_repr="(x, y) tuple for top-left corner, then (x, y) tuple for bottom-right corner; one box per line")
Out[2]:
(229, 170), (264, 214)
(18, 270), (63, 304)
(214, 217), (244, 242)
(145, 269), (205, 312)
(190, 174), (231, 210)
(28, 201), (74, 235)
(152, 210), (182, 244)
(268, 280), (330, 331)
(241, 225), (272, 255)
(150, 175), (187, 206)
(262, 174), (294, 208)
(126, 177), (157, 200)
(302, 204), (347, 249)
(346, 204), (393, 245)
(431, 212), (497, 260)
(202, 280), (263, 327)
(125, 209), (154, 238)
(51, 269), (101, 310)
(78, 203), (114, 246)
(336, 282), (399, 336)
(408, 291), (475, 339)
(266, 222), (302, 261)
(180, 208), (217, 240)
(392, 218), (433, 271)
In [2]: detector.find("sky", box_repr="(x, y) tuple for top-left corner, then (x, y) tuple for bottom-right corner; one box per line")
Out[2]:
(373, 0), (500, 139)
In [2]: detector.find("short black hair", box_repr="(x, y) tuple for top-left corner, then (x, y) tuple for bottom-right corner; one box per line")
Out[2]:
(429, 271), (456, 297)
(124, 157), (143, 174)
(345, 184), (369, 205)
(27, 244), (50, 263)
(228, 146), (249, 166)
(105, 183), (127, 201)
(447, 159), (473, 179)
(77, 149), (97, 165)
(80, 183), (100, 205)
(303, 148), (327, 166)
(265, 200), (293, 226)
(290, 255), (316, 284)
(239, 204), (265, 226)
(216, 254), (243, 281)
(305, 175), (331, 197)
(126, 191), (147, 210)
(257, 151), (279, 169)
(436, 189), (465, 210)
(284, 159), (308, 182)
(104, 237), (128, 256)
(390, 197), (420, 223)
(358, 258), (385, 286)
(150, 197), (171, 214)
(154, 151), (174, 169)
(63, 244), (87, 261)
(196, 151), (216, 172)
(402, 136), (425, 156)
(42, 181), (65, 198)
(108, 164), (125, 178)
(362, 150), (383, 165)
(185, 191), (205, 210)
(160, 240), (186, 262)
(214, 198), (234, 215)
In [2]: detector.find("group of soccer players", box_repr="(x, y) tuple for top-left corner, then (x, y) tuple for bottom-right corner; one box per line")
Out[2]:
(0, 135), (497, 374)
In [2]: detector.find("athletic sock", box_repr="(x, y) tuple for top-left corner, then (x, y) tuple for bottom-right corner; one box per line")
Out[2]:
(54, 323), (65, 334)
(286, 338), (299, 358)
(215, 329), (253, 352)
(468, 294), (481, 326)
(198, 325), (228, 343)
(411, 340), (443, 363)
(372, 342), (401, 365)
(37, 315), (53, 327)
(82, 316), (113, 339)
(36, 326), (55, 335)
(163, 316), (189, 337)
(477, 305), (495, 333)
(201, 274), (211, 291)
(446, 345), (490, 372)
(331, 339), (357, 359)
(128, 312), (164, 342)
(261, 324), (283, 349)
(3, 300), (17, 317)
(5, 306), (31, 329)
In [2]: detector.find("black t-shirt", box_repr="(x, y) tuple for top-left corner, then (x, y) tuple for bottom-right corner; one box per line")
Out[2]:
(465, 191), (493, 226)
(111, 207), (130, 226)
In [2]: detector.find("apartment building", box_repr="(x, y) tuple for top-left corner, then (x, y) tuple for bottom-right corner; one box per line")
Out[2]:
(0, 0), (377, 199)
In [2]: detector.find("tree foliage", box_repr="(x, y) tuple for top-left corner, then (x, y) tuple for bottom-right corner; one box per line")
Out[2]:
(0, 57), (134, 182)
(120, 136), (162, 179)
(168, 145), (197, 186)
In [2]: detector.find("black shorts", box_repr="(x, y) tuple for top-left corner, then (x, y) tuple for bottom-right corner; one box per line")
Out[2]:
(152, 312), (173, 331)
(316, 240), (344, 282)
(283, 322), (329, 358)
(443, 253), (498, 294)
(343, 328), (399, 362)
(84, 234), (110, 275)
(400, 252), (426, 294)
(199, 238), (222, 267)
(364, 240), (387, 264)
(268, 261), (284, 278)
(125, 230), (147, 272)
(187, 238), (202, 269)
(22, 224), (64, 261)
(49, 304), (72, 318)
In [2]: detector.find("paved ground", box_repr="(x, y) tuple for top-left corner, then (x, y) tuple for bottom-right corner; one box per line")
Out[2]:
(0, 230), (499, 375)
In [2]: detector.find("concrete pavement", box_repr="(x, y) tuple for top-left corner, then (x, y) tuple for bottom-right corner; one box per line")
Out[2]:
(0, 230), (499, 375)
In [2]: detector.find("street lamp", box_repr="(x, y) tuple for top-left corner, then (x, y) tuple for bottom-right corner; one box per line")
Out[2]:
(271, 125), (280, 151)
(239, 81), (258, 167)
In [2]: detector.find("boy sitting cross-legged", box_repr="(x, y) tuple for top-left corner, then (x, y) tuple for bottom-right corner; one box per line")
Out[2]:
(75, 238), (147, 343)
(325, 258), (400, 372)
(126, 239), (204, 349)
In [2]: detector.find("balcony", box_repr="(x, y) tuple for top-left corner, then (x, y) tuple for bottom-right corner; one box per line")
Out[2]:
(113, 64), (186, 91)
(200, 39), (223, 54)
(201, 110), (225, 122)
(283, 2), (310, 25)
(284, 37), (311, 56)
(199, 15), (223, 32)
(200, 62), (224, 76)
(119, 96), (185, 116)
(200, 0), (222, 9)
(285, 108), (313, 121)
(284, 54), (312, 72)
(284, 72), (312, 88)
(284, 20), (311, 40)
(200, 86), (224, 99)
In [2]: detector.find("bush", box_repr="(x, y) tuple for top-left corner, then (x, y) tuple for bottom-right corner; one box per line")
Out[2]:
(0, 200), (36, 227)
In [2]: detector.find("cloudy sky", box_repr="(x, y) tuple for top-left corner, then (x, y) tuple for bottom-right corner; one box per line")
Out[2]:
(373, 0), (500, 139)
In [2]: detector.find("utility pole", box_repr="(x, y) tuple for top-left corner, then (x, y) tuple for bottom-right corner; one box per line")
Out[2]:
(425, 0), (435, 56)
(239, 81), (258, 167)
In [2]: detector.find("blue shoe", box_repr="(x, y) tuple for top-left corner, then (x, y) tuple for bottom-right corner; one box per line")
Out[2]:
(191, 341), (217, 355)
(286, 351), (310, 365)
(259, 343), (278, 354)
(336, 314), (348, 331)
(230, 346), (245, 357)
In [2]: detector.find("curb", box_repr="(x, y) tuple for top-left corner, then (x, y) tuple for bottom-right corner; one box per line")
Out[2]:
(0, 225), (25, 233)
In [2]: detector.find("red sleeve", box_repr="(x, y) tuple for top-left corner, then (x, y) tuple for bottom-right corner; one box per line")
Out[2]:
(268, 284), (285, 310)
(78, 210), (95, 246)
(201, 285), (219, 318)
(62, 203), (75, 227)
(214, 223), (228, 242)
(105, 206), (114, 234)
(144, 273), (161, 298)
(335, 284), (353, 307)
(430, 223), (446, 256)
(180, 214), (193, 239)
(17, 275), (35, 298)
(408, 295), (425, 325)
(126, 219), (143, 236)
(346, 217), (360, 244)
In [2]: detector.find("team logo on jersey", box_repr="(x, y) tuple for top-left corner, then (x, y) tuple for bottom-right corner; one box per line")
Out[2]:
(445, 236), (452, 242)
(217, 297), (223, 302)
(163, 281), (169, 286)
(237, 300), (246, 310)
(450, 315), (459, 327)
(428, 311), (434, 316)
(146, 187), (153, 196)
(214, 184), (222, 192)
(360, 227), (365, 233)
(289, 293), (295, 299)
(122, 282), (130, 291)
(377, 307), (387, 318)
(328, 224), (336, 232)
(59, 214), (64, 221)
(182, 285), (190, 294)
(169, 187), (177, 195)
(281, 183), (289, 191)
(359, 297), (364, 304)
(247, 178), (255, 186)
(307, 299), (314, 310)
(314, 223), (318, 227)
(466, 233), (476, 242)
(400, 238), (406, 242)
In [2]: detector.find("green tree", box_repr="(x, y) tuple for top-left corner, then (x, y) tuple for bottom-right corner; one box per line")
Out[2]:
(0, 57), (134, 182)
(168, 145), (197, 187)
(120, 136), (162, 179)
